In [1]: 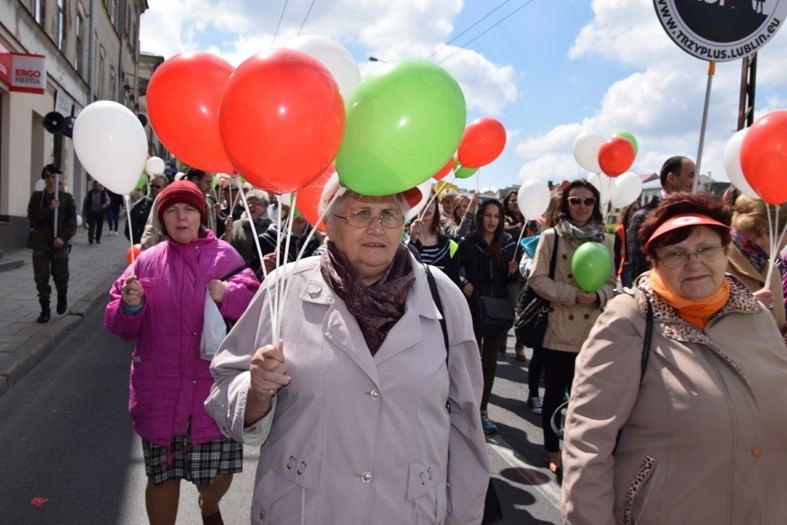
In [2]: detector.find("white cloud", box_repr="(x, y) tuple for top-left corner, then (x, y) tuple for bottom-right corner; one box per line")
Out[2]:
(513, 0), (787, 188)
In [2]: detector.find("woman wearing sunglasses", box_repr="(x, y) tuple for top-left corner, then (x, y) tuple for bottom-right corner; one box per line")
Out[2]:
(561, 192), (787, 524)
(526, 179), (616, 476)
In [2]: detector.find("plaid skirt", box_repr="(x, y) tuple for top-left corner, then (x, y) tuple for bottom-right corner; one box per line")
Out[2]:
(142, 432), (243, 486)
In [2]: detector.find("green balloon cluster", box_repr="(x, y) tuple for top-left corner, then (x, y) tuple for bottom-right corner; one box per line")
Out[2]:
(336, 59), (466, 196)
(571, 242), (612, 293)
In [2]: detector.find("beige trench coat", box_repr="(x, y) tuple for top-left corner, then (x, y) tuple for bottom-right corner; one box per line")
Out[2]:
(206, 255), (490, 525)
(561, 275), (787, 525)
(528, 228), (616, 352)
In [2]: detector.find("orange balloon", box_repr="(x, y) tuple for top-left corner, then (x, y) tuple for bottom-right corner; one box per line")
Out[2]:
(219, 49), (345, 194)
(457, 117), (507, 168)
(295, 165), (335, 233)
(433, 157), (454, 180)
(147, 52), (235, 172)
(740, 110), (787, 205)
(126, 243), (141, 264)
(597, 137), (635, 177)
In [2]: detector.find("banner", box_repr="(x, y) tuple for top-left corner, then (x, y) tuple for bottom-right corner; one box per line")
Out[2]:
(0, 53), (47, 94)
(653, 0), (787, 62)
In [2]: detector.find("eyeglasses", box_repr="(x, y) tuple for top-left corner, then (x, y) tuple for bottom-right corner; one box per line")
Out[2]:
(334, 209), (405, 229)
(656, 245), (725, 269)
(568, 197), (596, 207)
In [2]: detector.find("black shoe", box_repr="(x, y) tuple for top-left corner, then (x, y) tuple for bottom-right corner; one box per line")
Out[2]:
(56, 293), (68, 315)
(96, 239), (101, 244)
(88, 238), (93, 245)
(37, 300), (51, 323)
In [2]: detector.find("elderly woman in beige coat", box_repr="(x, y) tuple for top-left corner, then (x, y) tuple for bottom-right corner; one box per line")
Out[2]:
(206, 176), (490, 524)
(726, 194), (787, 338)
(562, 192), (787, 524)
(527, 179), (616, 475)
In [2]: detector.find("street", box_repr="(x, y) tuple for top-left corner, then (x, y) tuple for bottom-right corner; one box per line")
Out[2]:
(0, 302), (561, 524)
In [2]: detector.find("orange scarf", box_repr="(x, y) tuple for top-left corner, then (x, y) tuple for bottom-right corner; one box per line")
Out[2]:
(648, 271), (730, 329)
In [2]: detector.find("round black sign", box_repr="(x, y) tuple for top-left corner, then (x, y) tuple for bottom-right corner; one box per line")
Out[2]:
(654, 0), (787, 61)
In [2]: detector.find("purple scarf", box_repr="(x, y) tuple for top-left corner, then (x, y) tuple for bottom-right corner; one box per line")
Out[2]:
(320, 242), (415, 354)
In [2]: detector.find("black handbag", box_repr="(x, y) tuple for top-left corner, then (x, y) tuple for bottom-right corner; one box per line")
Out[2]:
(478, 296), (515, 331)
(514, 229), (558, 349)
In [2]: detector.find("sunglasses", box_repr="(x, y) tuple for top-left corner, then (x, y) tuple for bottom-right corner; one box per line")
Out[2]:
(568, 197), (596, 207)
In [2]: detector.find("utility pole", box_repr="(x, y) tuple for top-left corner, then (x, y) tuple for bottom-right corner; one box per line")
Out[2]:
(737, 53), (757, 131)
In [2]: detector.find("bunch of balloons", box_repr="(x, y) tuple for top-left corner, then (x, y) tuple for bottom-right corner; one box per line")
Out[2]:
(572, 130), (638, 178)
(573, 130), (640, 210)
(725, 110), (787, 206)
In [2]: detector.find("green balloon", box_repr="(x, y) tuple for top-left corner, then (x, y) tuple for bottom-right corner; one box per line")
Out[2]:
(454, 165), (478, 179)
(615, 131), (638, 156)
(571, 241), (612, 293)
(336, 60), (466, 196)
(135, 174), (147, 190)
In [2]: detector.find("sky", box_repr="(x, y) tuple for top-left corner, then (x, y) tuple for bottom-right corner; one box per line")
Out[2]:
(138, 0), (787, 194)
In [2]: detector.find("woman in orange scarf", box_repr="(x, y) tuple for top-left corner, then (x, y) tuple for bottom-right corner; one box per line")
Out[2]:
(561, 192), (787, 525)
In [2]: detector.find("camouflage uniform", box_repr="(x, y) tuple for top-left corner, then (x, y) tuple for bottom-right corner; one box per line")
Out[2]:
(27, 189), (77, 302)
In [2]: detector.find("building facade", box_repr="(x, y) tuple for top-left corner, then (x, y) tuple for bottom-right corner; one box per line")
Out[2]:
(0, 0), (148, 251)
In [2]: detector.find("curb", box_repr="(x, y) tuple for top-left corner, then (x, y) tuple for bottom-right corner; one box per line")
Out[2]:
(0, 275), (116, 397)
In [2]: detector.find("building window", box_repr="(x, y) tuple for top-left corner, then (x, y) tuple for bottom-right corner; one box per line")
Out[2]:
(34, 0), (43, 23)
(98, 47), (106, 99)
(109, 0), (117, 26)
(57, 0), (65, 50)
(75, 14), (84, 73)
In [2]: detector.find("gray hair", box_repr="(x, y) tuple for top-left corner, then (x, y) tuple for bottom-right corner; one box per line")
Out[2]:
(245, 189), (270, 205)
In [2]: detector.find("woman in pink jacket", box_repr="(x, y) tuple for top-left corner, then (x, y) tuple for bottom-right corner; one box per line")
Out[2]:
(105, 181), (259, 525)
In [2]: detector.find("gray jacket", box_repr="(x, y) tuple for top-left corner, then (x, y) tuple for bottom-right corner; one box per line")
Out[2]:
(206, 255), (490, 524)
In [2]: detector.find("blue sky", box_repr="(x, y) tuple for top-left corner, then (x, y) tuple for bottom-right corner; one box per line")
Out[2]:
(139, 0), (787, 194)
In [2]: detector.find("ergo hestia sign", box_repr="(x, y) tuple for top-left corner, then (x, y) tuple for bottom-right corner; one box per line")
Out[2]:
(653, 0), (787, 61)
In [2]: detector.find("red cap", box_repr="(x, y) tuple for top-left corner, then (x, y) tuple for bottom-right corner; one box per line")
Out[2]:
(645, 213), (729, 248)
(156, 180), (206, 224)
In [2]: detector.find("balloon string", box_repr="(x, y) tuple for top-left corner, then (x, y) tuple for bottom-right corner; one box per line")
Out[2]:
(277, 185), (346, 338)
(274, 192), (299, 342)
(417, 186), (439, 222)
(124, 194), (136, 265)
(53, 174), (60, 239)
(237, 183), (277, 339)
(765, 204), (775, 290)
(512, 222), (527, 260)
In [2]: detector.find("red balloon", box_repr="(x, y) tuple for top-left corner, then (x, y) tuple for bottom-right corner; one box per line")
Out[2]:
(740, 110), (787, 205)
(126, 243), (141, 264)
(147, 52), (234, 172)
(433, 157), (453, 180)
(219, 49), (345, 194)
(597, 137), (635, 177)
(457, 117), (507, 168)
(295, 165), (335, 233)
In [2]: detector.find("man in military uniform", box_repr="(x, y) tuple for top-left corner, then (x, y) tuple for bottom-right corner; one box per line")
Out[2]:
(27, 164), (77, 323)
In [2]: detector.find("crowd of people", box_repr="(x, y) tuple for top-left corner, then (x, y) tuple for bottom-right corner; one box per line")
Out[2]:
(27, 151), (787, 523)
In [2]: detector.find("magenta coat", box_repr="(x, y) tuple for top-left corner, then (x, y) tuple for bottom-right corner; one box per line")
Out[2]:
(105, 230), (259, 447)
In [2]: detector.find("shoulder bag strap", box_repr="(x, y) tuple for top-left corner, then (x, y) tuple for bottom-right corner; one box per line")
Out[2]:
(548, 228), (559, 280)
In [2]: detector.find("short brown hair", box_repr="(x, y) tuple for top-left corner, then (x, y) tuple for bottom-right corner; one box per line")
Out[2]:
(639, 192), (731, 260)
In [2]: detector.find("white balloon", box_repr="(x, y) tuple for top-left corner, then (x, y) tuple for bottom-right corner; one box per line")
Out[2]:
(572, 131), (604, 173)
(35, 179), (46, 191)
(723, 128), (759, 199)
(285, 35), (361, 97)
(405, 178), (436, 223)
(145, 156), (166, 176)
(610, 172), (643, 209)
(76, 214), (83, 227)
(517, 179), (551, 221)
(73, 101), (147, 195)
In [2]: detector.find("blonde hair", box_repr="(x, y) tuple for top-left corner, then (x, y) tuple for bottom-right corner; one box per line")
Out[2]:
(731, 195), (787, 238)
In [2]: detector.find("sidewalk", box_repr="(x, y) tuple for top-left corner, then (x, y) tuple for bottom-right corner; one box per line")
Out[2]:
(0, 222), (130, 396)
